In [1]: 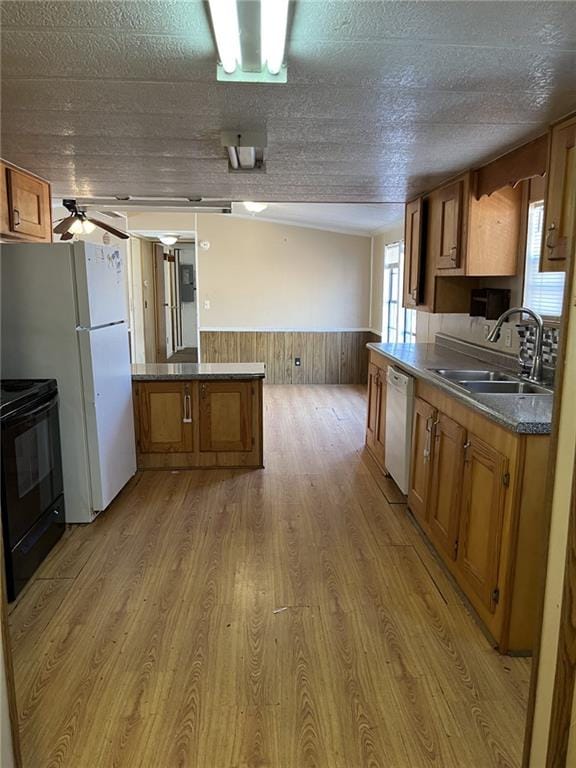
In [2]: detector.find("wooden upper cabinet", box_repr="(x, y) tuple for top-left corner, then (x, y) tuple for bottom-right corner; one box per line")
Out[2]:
(136, 381), (193, 453)
(428, 414), (466, 561)
(199, 380), (254, 452)
(403, 197), (425, 308)
(457, 435), (508, 613)
(542, 115), (576, 272)
(436, 180), (464, 270)
(421, 167), (523, 308)
(407, 397), (436, 527)
(1, 161), (52, 242)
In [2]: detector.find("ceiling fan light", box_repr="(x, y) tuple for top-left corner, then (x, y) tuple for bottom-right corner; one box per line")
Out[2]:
(82, 219), (96, 234)
(159, 234), (178, 246)
(208, 0), (242, 74)
(68, 217), (84, 235)
(243, 201), (268, 213)
(261, 0), (289, 76)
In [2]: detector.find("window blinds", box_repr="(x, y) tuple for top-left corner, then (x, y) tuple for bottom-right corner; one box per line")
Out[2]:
(523, 201), (565, 318)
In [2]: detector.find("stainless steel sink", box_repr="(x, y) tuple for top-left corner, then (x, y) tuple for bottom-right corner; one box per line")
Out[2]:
(462, 381), (551, 395)
(432, 369), (553, 395)
(433, 369), (517, 382)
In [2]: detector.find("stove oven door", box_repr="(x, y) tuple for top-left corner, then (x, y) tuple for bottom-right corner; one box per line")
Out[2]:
(1, 393), (64, 549)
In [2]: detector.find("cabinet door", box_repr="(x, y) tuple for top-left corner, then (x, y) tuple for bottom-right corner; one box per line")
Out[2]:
(436, 181), (463, 270)
(137, 381), (193, 453)
(366, 363), (379, 451)
(542, 116), (576, 271)
(6, 167), (52, 241)
(403, 197), (424, 307)
(457, 436), (508, 613)
(199, 380), (253, 452)
(407, 398), (436, 527)
(428, 414), (466, 561)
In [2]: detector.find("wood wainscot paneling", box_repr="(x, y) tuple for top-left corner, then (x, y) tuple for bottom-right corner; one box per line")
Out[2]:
(200, 331), (380, 384)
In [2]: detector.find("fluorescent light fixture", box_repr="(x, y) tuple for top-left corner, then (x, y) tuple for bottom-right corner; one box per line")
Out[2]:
(159, 234), (178, 246)
(261, 0), (289, 75)
(209, 0), (289, 82)
(208, 0), (241, 74)
(243, 201), (268, 214)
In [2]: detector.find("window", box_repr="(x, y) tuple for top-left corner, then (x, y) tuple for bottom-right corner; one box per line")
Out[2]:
(523, 200), (565, 317)
(382, 241), (416, 343)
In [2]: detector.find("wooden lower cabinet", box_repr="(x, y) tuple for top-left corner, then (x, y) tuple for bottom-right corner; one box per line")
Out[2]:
(137, 381), (194, 453)
(199, 381), (253, 452)
(428, 413), (466, 562)
(404, 379), (548, 654)
(365, 357), (386, 470)
(134, 378), (263, 470)
(407, 397), (436, 526)
(458, 436), (508, 613)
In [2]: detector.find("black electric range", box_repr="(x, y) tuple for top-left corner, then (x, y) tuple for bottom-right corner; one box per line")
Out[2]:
(1, 378), (65, 600)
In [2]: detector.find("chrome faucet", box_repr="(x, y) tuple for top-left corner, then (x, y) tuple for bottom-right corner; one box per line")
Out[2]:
(486, 307), (544, 383)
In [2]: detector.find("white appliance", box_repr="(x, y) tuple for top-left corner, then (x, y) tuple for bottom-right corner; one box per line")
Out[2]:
(384, 366), (414, 495)
(1, 242), (136, 523)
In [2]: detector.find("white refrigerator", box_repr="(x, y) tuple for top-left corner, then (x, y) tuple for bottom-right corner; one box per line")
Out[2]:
(1, 241), (137, 523)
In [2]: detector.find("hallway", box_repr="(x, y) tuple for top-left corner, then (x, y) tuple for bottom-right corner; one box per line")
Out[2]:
(9, 385), (530, 767)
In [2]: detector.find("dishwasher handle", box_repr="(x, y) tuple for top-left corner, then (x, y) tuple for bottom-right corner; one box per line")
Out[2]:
(386, 366), (412, 390)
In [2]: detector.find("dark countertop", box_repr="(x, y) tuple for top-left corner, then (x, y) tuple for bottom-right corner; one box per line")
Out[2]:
(368, 342), (553, 435)
(131, 362), (266, 380)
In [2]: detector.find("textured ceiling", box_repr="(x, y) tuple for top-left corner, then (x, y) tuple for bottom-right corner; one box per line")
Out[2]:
(229, 202), (404, 234)
(1, 1), (576, 202)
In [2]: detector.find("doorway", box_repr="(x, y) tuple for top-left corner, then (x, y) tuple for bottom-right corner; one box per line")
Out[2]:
(151, 240), (199, 363)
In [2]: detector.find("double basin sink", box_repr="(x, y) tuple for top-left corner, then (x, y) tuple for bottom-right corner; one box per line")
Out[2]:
(432, 369), (553, 396)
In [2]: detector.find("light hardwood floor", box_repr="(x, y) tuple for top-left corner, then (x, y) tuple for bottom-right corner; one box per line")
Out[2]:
(9, 385), (531, 768)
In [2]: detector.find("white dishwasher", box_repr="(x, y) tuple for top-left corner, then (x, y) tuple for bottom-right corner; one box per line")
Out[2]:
(384, 366), (414, 495)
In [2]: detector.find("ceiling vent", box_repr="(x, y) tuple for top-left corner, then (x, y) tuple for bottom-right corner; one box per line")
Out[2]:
(221, 131), (266, 173)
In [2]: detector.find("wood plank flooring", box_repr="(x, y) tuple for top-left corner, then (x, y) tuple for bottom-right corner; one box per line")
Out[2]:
(9, 385), (530, 768)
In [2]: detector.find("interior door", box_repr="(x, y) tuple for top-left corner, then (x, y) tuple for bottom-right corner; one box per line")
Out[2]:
(436, 181), (463, 269)
(457, 435), (508, 613)
(199, 380), (253, 452)
(428, 413), (466, 560)
(136, 381), (193, 453)
(407, 397), (436, 527)
(154, 244), (168, 362)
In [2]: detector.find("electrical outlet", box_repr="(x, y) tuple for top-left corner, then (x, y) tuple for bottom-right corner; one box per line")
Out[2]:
(294, 357), (301, 367)
(504, 327), (513, 348)
(203, 299), (210, 310)
(483, 324), (490, 339)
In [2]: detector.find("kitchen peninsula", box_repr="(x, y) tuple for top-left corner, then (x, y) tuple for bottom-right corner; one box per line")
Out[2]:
(132, 362), (265, 470)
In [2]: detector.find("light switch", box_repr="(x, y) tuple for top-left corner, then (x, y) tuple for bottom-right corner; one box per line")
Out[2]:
(204, 300), (211, 310)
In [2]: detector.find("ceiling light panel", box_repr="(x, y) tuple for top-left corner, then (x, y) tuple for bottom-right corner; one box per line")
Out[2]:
(209, 0), (289, 83)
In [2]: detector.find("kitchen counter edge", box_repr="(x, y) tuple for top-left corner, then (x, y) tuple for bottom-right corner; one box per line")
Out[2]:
(367, 343), (552, 435)
(131, 363), (266, 381)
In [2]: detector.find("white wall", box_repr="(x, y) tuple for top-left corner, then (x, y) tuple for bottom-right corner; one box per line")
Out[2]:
(529, 261), (576, 765)
(196, 214), (372, 331)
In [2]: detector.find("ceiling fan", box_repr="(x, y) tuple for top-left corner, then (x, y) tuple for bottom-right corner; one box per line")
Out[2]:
(53, 199), (129, 241)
